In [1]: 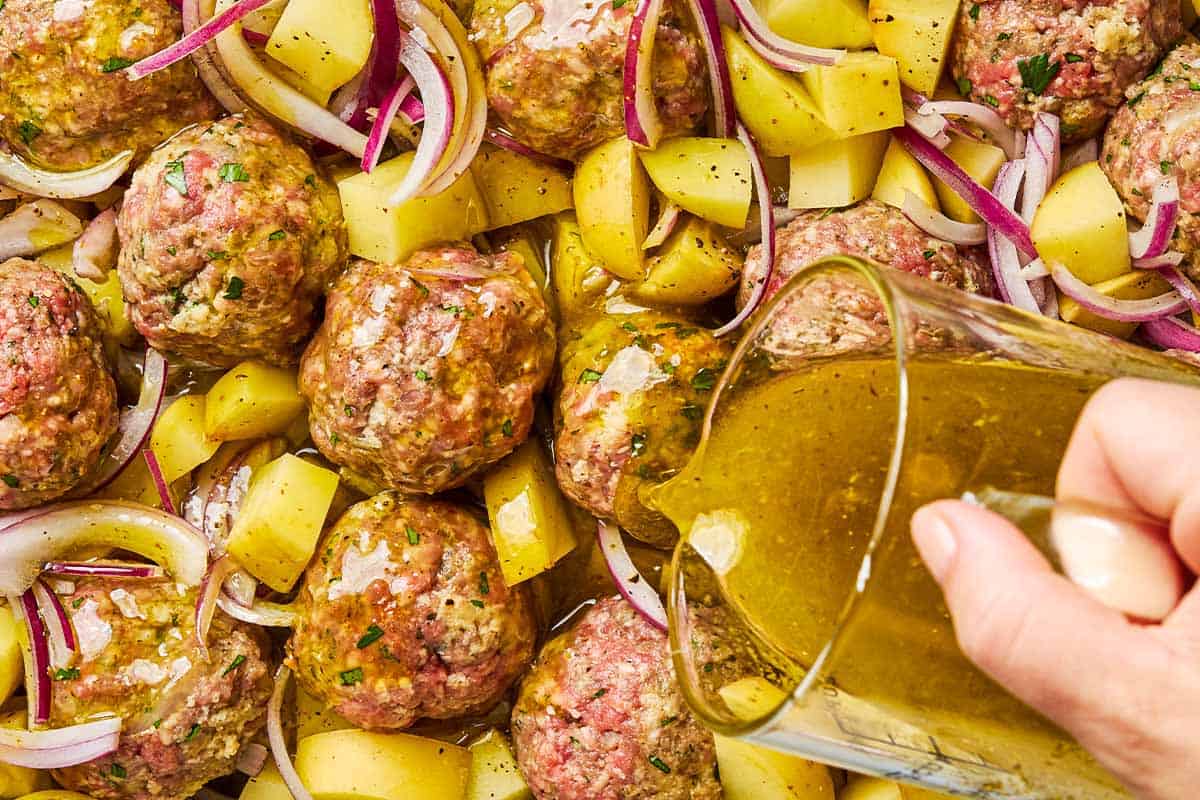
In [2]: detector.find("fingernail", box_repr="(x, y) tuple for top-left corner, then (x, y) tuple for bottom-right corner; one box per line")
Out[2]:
(912, 507), (958, 583)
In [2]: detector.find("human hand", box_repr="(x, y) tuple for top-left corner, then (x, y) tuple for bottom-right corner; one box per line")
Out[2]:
(910, 378), (1200, 800)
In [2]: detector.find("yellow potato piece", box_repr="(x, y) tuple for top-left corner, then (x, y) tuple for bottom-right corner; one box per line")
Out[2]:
(932, 136), (1006, 224)
(761, 0), (873, 49)
(1031, 162), (1130, 285)
(574, 137), (650, 280)
(296, 685), (354, 741)
(872, 138), (939, 211)
(788, 131), (890, 209)
(800, 52), (904, 139)
(550, 212), (615, 320)
(723, 27), (834, 157)
(639, 138), (752, 229)
(205, 361), (307, 442)
(868, 0), (960, 96)
(240, 764), (294, 800)
(635, 217), (742, 306)
(0, 710), (51, 799)
(266, 0), (372, 98)
(150, 396), (221, 484)
(471, 146), (573, 230)
(0, 609), (22, 708)
(226, 454), (340, 592)
(12, 792), (86, 800)
(295, 729), (471, 800)
(467, 730), (530, 800)
(494, 229), (557, 321)
(1059, 270), (1173, 340)
(338, 152), (489, 264)
(715, 735), (834, 800)
(484, 438), (578, 586)
(97, 454), (165, 509)
(840, 775), (955, 799)
(38, 243), (136, 347)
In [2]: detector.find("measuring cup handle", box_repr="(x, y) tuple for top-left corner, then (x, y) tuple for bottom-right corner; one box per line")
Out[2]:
(961, 488), (1188, 622)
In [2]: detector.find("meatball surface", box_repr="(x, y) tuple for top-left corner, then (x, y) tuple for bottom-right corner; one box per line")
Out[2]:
(555, 311), (731, 548)
(1103, 43), (1200, 279)
(50, 579), (273, 800)
(950, 0), (1180, 141)
(117, 114), (347, 367)
(471, 0), (708, 160)
(0, 0), (219, 171)
(288, 493), (538, 730)
(300, 246), (555, 495)
(0, 258), (118, 509)
(511, 597), (721, 800)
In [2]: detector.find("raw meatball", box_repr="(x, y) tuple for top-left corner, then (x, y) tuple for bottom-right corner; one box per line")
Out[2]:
(950, 0), (1181, 141)
(1102, 43), (1200, 279)
(511, 596), (721, 800)
(288, 493), (538, 730)
(50, 579), (273, 800)
(117, 114), (347, 367)
(0, 0), (219, 170)
(299, 246), (555, 495)
(0, 258), (118, 510)
(555, 311), (732, 548)
(470, 0), (707, 160)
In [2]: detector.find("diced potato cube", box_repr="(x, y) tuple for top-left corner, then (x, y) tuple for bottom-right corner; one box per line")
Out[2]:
(0, 609), (22, 707)
(295, 729), (471, 800)
(788, 131), (890, 209)
(723, 27), (834, 157)
(1059, 270), (1173, 340)
(265, 0), (372, 98)
(635, 217), (742, 305)
(1031, 162), (1130, 284)
(97, 453), (164, 509)
(715, 735), (834, 800)
(868, 0), (960, 96)
(840, 775), (955, 799)
(240, 764), (294, 800)
(800, 52), (904, 138)
(495, 230), (557, 320)
(150, 396), (221, 484)
(205, 361), (306, 441)
(38, 243), (136, 346)
(574, 137), (650, 280)
(225, 454), (339, 592)
(871, 138), (939, 211)
(297, 685), (353, 740)
(467, 730), (530, 800)
(639, 138), (752, 228)
(761, 0), (873, 49)
(339, 152), (490, 264)
(484, 439), (578, 586)
(471, 146), (573, 230)
(0, 709), (51, 799)
(550, 213), (613, 320)
(932, 136), (1006, 223)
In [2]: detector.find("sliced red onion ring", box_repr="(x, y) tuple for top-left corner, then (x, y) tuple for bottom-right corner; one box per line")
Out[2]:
(71, 349), (168, 497)
(32, 580), (75, 671)
(0, 715), (120, 768)
(1129, 177), (1180, 261)
(383, 29), (454, 205)
(1134, 251), (1185, 270)
(919, 100), (1020, 159)
(362, 76), (417, 173)
(217, 593), (297, 627)
(1020, 112), (1060, 222)
(127, 0), (273, 79)
(72, 208), (119, 282)
(0, 200), (84, 260)
(643, 200), (682, 249)
(1143, 316), (1200, 351)
(483, 129), (572, 171)
(896, 125), (1038, 260)
(905, 106), (950, 149)
(241, 27), (269, 46)
(989, 160), (1040, 313)
(398, 92), (425, 125)
(684, 0), (734, 137)
(730, 204), (801, 246)
(143, 450), (177, 515)
(183, 0), (249, 115)
(236, 741), (269, 777)
(44, 561), (166, 579)
(1020, 258), (1050, 280)
(406, 263), (500, 282)
(1061, 138), (1099, 173)
(725, 0), (842, 66)
(0, 501), (208, 596)
(1147, 264), (1200, 317)
(195, 555), (238, 659)
(1051, 264), (1185, 322)
(268, 665), (315, 800)
(901, 191), (987, 246)
(334, 0), (404, 131)
(623, 0), (667, 148)
(0, 150), (132, 200)
(13, 591), (51, 725)
(716, 123), (774, 337)
(223, 569), (258, 607)
(596, 521), (666, 631)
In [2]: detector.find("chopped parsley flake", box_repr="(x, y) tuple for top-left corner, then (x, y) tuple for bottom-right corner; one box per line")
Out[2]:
(968, 3), (979, 20)
(54, 667), (80, 681)
(339, 667), (364, 685)
(17, 120), (41, 145)
(223, 276), (244, 300)
(101, 57), (135, 73)
(621, 321), (638, 333)
(470, 599), (485, 608)
(1064, 53), (1084, 63)
(479, 572), (490, 595)
(691, 368), (716, 392)
(983, 94), (999, 108)
(305, 174), (317, 188)
(648, 756), (671, 774)
(578, 368), (602, 384)
(164, 160), (188, 197)
(357, 625), (385, 649)
(955, 77), (972, 96)
(681, 402), (703, 421)
(405, 526), (420, 545)
(109, 764), (127, 780)
(593, 688), (607, 699)
(1161, 160), (1174, 174)
(1017, 53), (1060, 96)
(501, 419), (513, 437)
(269, 229), (287, 241)
(207, 250), (228, 260)
(612, 0), (628, 7)
(27, 294), (38, 307)
(218, 162), (250, 182)
(1, 475), (17, 488)
(183, 723), (201, 741)
(415, 369), (432, 382)
(631, 432), (647, 457)
(922, 249), (935, 260)
(222, 655), (246, 676)
(166, 245), (177, 256)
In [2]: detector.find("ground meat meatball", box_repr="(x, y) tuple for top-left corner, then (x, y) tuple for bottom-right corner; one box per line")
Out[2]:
(511, 596), (721, 800)
(950, 0), (1181, 141)
(117, 114), (346, 367)
(288, 493), (537, 730)
(0, 0), (219, 171)
(300, 246), (555, 495)
(470, 0), (708, 160)
(555, 311), (731, 548)
(1103, 43), (1200, 279)
(49, 579), (272, 800)
(0, 258), (118, 509)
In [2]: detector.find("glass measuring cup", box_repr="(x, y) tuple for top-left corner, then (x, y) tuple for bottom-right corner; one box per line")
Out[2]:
(649, 256), (1200, 799)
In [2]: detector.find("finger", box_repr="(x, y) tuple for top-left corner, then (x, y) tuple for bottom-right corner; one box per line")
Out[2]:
(1057, 378), (1200, 575)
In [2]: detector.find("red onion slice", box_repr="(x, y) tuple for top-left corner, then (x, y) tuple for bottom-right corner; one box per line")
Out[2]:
(1129, 178), (1180, 261)
(1020, 113), (1060, 222)
(1134, 251), (1185, 270)
(0, 149), (133, 200)
(384, 29), (454, 205)
(44, 561), (167, 579)
(72, 208), (119, 282)
(127, 0), (273, 79)
(1020, 258), (1050, 281)
(623, 0), (667, 148)
(195, 555), (238, 659)
(31, 580), (75, 671)
(683, 0), (734, 138)
(183, 0), (249, 115)
(398, 92), (425, 125)
(267, 665), (315, 800)
(13, 591), (51, 725)
(919, 100), (1020, 159)
(1147, 264), (1200, 317)
(0, 200), (84, 260)
(596, 521), (667, 631)
(362, 76), (417, 173)
(483, 129), (572, 171)
(643, 200), (682, 249)
(334, 0), (404, 131)
(0, 716), (121, 768)
(988, 160), (1040, 313)
(241, 27), (269, 46)
(1143, 316), (1200, 352)
(895, 125), (1038, 260)
(236, 741), (269, 777)
(905, 106), (950, 149)
(217, 593), (297, 627)
(725, 0), (842, 66)
(143, 450), (177, 515)
(1051, 264), (1185, 322)
(716, 123), (774, 338)
(901, 191), (987, 246)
